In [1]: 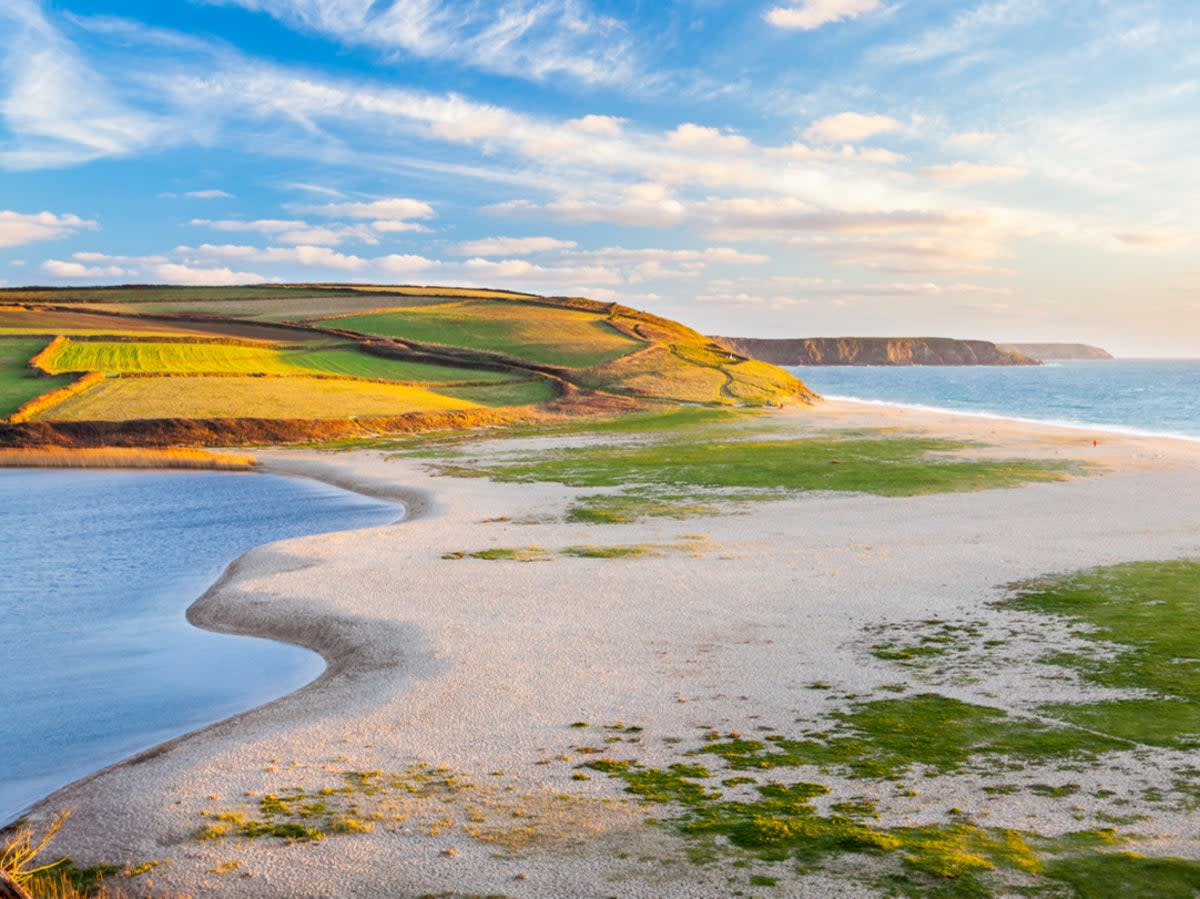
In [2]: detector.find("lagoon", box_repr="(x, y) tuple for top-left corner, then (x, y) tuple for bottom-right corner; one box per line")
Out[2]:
(0, 468), (397, 825)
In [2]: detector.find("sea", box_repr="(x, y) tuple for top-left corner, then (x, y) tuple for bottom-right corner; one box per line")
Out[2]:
(787, 359), (1200, 441)
(0, 469), (397, 825)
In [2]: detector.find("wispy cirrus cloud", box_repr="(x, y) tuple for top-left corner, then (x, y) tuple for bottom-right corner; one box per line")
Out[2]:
(200, 0), (638, 87)
(0, 0), (167, 168)
(191, 218), (381, 245)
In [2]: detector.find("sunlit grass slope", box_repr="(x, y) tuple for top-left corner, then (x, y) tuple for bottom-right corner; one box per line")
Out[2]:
(37, 376), (479, 421)
(325, 300), (643, 369)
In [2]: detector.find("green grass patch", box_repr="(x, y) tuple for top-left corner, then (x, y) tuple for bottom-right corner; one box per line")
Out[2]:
(696, 694), (1125, 781)
(1041, 852), (1200, 898)
(459, 546), (555, 562)
(323, 300), (642, 368)
(456, 434), (1076, 498)
(447, 538), (704, 562)
(436, 378), (559, 407)
(0, 337), (74, 417)
(1001, 559), (1200, 748)
(285, 345), (518, 383)
(566, 492), (722, 524)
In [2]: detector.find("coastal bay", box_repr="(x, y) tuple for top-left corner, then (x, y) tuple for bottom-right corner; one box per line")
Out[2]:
(18, 399), (1200, 897)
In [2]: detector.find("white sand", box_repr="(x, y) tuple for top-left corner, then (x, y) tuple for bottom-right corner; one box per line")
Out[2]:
(23, 399), (1200, 897)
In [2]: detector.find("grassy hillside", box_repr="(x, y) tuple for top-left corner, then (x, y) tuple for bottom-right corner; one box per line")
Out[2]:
(0, 337), (76, 418)
(324, 301), (643, 369)
(0, 285), (813, 445)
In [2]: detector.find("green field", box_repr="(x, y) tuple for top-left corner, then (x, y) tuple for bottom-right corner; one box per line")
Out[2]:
(437, 379), (559, 407)
(285, 345), (517, 383)
(37, 338), (531, 385)
(325, 300), (643, 368)
(39, 339), (300, 375)
(0, 337), (75, 418)
(36, 375), (480, 421)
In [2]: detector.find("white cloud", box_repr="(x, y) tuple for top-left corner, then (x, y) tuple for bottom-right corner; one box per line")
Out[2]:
(191, 218), (378, 245)
(948, 131), (999, 147)
(461, 257), (623, 286)
(41, 259), (130, 278)
(878, 0), (1049, 64)
(302, 198), (435, 221)
(154, 262), (269, 285)
(377, 254), (438, 275)
(667, 123), (751, 154)
(804, 112), (903, 144)
(572, 246), (770, 266)
(455, 236), (578, 256)
(284, 181), (345, 197)
(765, 0), (881, 31)
(1112, 229), (1191, 249)
(567, 115), (624, 136)
(73, 251), (167, 264)
(918, 162), (1027, 184)
(185, 242), (368, 270)
(370, 220), (430, 234)
(0, 210), (96, 247)
(185, 189), (234, 199)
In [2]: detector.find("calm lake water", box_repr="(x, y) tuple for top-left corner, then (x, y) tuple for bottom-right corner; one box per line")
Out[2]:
(788, 359), (1200, 440)
(0, 469), (397, 825)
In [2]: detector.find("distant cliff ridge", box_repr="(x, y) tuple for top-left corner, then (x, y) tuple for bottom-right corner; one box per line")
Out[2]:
(996, 343), (1114, 361)
(713, 337), (1040, 367)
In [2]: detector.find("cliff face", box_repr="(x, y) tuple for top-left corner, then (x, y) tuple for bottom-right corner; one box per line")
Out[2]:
(996, 343), (1113, 361)
(713, 337), (1040, 367)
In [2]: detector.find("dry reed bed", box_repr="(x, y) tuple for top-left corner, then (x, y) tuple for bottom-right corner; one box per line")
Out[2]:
(0, 447), (256, 470)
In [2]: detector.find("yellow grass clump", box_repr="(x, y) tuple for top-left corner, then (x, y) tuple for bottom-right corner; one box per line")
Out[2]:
(8, 373), (105, 423)
(26, 335), (66, 374)
(0, 447), (257, 470)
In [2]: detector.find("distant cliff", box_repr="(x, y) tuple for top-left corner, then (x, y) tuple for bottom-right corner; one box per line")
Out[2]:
(996, 343), (1113, 361)
(712, 337), (1040, 367)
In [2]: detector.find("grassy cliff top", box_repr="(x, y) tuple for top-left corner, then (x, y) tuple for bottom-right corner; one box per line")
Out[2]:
(0, 285), (812, 446)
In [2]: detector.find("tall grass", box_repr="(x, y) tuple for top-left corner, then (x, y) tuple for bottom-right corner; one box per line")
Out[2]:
(0, 447), (256, 470)
(2, 812), (67, 899)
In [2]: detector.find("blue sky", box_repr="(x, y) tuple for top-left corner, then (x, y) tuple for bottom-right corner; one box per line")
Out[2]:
(1, 0), (1197, 355)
